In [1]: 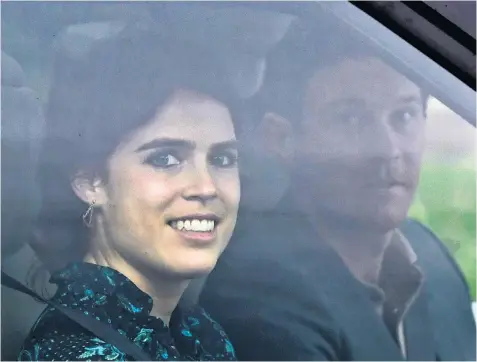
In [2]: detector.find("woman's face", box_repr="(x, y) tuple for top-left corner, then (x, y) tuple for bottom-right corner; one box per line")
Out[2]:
(88, 89), (240, 279)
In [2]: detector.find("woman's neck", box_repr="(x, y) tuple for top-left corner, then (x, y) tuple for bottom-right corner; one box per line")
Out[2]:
(84, 252), (189, 324)
(84, 220), (189, 325)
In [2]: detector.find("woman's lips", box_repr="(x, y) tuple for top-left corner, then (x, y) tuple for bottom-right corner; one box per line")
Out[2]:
(172, 228), (217, 243)
(167, 217), (219, 244)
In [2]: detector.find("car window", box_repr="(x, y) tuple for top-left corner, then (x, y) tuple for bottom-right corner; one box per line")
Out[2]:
(2, 2), (475, 360)
(409, 97), (475, 299)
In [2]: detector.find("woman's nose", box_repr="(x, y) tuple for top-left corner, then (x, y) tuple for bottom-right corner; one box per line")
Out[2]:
(182, 167), (218, 203)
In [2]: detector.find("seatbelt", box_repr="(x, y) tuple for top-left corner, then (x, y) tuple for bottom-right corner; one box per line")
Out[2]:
(1, 271), (152, 361)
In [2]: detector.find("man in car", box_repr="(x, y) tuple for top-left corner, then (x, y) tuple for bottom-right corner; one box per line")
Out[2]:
(199, 23), (476, 361)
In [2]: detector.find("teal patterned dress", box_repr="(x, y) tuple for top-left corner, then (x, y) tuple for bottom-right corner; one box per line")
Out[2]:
(18, 262), (236, 361)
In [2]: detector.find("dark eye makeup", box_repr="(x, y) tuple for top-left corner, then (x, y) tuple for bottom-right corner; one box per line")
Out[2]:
(208, 150), (239, 168)
(143, 149), (182, 169)
(142, 147), (238, 170)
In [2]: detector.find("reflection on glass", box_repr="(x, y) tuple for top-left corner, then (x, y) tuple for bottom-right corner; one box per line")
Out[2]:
(1, 3), (475, 362)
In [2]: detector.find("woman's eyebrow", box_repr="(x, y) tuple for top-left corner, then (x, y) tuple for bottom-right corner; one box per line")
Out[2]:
(210, 140), (238, 153)
(135, 138), (195, 152)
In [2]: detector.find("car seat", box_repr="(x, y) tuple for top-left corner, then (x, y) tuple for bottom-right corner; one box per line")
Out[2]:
(1, 51), (48, 360)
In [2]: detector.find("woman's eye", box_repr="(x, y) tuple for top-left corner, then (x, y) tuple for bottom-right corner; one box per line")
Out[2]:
(144, 152), (181, 169)
(209, 153), (238, 168)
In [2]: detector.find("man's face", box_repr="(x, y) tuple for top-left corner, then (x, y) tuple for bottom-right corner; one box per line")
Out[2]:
(293, 56), (427, 231)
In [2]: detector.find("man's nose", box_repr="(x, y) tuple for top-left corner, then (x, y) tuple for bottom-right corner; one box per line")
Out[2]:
(368, 120), (401, 161)
(182, 166), (218, 203)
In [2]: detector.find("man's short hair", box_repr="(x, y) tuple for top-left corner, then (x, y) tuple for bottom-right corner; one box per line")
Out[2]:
(257, 19), (429, 125)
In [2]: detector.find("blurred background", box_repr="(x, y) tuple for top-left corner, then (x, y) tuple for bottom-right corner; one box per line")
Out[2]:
(409, 97), (475, 300)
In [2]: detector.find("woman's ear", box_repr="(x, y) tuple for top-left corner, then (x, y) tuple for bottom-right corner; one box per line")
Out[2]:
(255, 112), (295, 162)
(71, 172), (108, 206)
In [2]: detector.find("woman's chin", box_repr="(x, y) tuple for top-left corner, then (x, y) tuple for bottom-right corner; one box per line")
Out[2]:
(166, 265), (214, 281)
(167, 254), (220, 280)
(182, 261), (217, 278)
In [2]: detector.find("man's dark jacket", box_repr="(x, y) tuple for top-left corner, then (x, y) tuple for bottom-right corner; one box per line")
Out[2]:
(200, 209), (476, 361)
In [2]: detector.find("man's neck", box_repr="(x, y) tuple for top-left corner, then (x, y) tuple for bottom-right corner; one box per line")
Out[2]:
(289, 184), (396, 286)
(314, 217), (394, 286)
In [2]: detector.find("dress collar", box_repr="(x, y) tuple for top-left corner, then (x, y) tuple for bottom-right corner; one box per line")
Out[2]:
(51, 262), (154, 318)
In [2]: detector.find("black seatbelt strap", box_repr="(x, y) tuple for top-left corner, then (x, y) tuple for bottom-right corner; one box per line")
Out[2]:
(1, 271), (152, 361)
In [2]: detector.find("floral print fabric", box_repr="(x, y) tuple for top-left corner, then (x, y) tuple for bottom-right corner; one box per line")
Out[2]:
(18, 262), (236, 361)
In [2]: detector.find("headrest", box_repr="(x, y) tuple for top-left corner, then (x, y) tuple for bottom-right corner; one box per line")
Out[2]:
(150, 4), (296, 98)
(2, 52), (26, 87)
(239, 147), (291, 212)
(2, 52), (45, 258)
(52, 4), (295, 99)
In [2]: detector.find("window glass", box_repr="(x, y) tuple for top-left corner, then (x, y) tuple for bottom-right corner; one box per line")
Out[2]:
(2, 2), (475, 360)
(409, 97), (476, 299)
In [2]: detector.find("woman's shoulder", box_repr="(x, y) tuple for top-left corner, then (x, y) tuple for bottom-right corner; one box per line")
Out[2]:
(181, 303), (227, 333)
(18, 307), (129, 361)
(19, 333), (129, 361)
(180, 304), (237, 360)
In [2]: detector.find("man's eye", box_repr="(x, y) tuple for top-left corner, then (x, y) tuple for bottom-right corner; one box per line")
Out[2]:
(209, 153), (238, 168)
(336, 110), (365, 126)
(144, 152), (181, 169)
(391, 107), (419, 125)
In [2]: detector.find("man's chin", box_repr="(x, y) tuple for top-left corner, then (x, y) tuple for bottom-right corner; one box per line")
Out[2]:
(329, 207), (408, 233)
(366, 209), (408, 232)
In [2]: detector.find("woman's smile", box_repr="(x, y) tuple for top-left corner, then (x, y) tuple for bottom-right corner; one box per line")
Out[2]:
(167, 214), (221, 245)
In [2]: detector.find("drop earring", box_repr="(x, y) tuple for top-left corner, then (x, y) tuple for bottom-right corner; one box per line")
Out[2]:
(82, 200), (96, 228)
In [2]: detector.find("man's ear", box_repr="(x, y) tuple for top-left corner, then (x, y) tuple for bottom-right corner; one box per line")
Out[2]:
(71, 172), (108, 207)
(255, 112), (295, 162)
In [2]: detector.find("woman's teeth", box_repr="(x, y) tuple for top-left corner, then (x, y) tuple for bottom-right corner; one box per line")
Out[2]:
(170, 219), (216, 232)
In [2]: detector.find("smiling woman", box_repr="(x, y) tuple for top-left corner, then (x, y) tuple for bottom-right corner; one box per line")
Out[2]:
(77, 88), (240, 286)
(19, 21), (241, 361)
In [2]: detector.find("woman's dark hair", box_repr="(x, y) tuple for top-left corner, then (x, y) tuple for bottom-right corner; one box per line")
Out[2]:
(30, 22), (243, 283)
